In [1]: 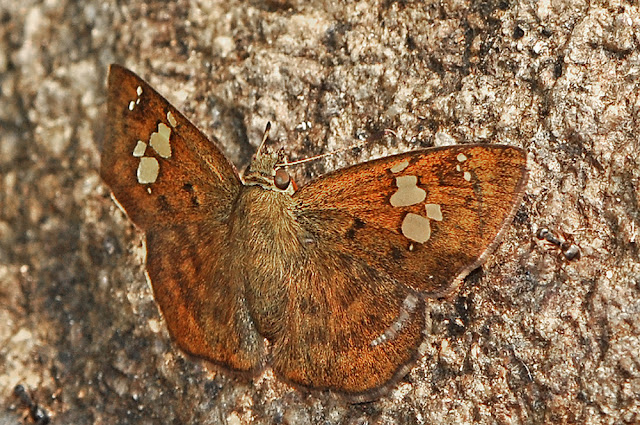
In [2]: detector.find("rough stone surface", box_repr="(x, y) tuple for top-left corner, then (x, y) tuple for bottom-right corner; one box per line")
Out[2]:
(1, 0), (639, 424)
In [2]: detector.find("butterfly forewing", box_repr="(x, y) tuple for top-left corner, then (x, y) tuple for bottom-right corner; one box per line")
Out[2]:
(101, 65), (266, 372)
(294, 145), (527, 297)
(262, 145), (526, 398)
(102, 65), (241, 228)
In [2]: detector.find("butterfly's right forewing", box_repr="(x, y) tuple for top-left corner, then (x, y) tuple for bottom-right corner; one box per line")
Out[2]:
(102, 65), (265, 373)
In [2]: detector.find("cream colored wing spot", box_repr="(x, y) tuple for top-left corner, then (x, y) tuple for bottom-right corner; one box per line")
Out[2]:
(128, 86), (143, 111)
(137, 157), (160, 184)
(167, 111), (177, 127)
(390, 175), (426, 207)
(401, 213), (431, 243)
(390, 160), (409, 174)
(455, 152), (472, 182)
(132, 120), (172, 188)
(425, 203), (443, 221)
(132, 140), (147, 157)
(149, 123), (172, 158)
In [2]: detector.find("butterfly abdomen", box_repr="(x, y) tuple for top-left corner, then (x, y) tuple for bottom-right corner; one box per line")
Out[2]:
(231, 185), (304, 339)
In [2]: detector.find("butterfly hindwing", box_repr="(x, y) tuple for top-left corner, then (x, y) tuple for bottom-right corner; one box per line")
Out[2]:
(267, 243), (427, 399)
(262, 145), (526, 397)
(101, 65), (266, 372)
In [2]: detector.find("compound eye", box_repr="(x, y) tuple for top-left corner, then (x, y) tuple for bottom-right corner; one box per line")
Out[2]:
(274, 168), (290, 190)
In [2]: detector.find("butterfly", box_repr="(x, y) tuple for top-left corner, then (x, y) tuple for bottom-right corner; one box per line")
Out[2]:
(101, 64), (528, 401)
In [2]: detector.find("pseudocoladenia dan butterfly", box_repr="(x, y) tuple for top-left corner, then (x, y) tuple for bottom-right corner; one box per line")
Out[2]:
(101, 64), (527, 401)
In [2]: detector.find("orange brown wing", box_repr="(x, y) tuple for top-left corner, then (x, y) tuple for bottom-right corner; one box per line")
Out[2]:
(268, 244), (427, 400)
(101, 65), (265, 372)
(294, 144), (528, 297)
(266, 144), (526, 398)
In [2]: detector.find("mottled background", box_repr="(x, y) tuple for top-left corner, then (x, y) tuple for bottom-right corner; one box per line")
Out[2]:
(1, 0), (639, 424)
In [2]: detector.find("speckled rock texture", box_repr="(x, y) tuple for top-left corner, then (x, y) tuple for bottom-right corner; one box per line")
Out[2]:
(1, 0), (639, 424)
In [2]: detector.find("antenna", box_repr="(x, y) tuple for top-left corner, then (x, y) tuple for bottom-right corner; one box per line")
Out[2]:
(256, 122), (272, 157)
(276, 129), (397, 168)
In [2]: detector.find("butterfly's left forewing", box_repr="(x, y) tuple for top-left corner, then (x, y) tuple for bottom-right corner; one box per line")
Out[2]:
(101, 65), (266, 373)
(102, 65), (240, 227)
(266, 145), (526, 398)
(294, 144), (528, 297)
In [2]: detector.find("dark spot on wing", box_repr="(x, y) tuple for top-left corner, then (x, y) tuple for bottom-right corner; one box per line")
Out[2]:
(345, 217), (366, 239)
(182, 182), (200, 207)
(157, 194), (171, 212)
(390, 247), (404, 260)
(344, 217), (365, 239)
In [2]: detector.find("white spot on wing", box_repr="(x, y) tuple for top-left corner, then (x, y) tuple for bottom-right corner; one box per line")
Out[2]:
(456, 164), (461, 172)
(137, 157), (159, 184)
(371, 293), (420, 346)
(167, 111), (177, 127)
(457, 153), (467, 162)
(132, 140), (147, 157)
(390, 160), (409, 174)
(425, 203), (443, 221)
(390, 175), (426, 207)
(130, 86), (143, 111)
(149, 123), (172, 158)
(401, 213), (431, 243)
(464, 171), (471, 181)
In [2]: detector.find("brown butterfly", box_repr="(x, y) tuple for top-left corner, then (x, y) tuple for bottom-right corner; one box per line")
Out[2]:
(101, 64), (528, 401)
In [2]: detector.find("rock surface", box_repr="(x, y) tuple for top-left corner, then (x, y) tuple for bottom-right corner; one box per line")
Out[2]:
(1, 0), (639, 423)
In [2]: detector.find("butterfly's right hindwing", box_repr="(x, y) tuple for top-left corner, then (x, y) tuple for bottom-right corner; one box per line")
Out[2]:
(102, 65), (265, 373)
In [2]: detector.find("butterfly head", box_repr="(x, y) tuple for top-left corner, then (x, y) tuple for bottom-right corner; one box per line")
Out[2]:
(242, 123), (296, 195)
